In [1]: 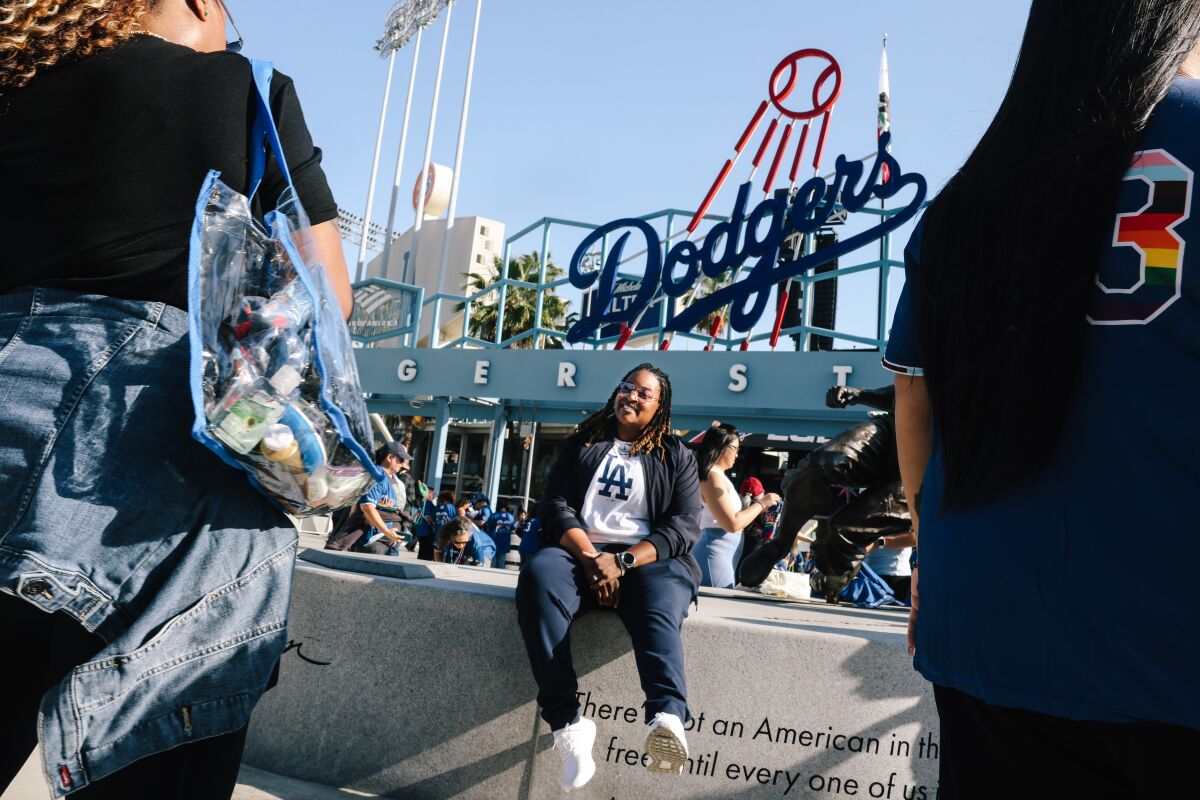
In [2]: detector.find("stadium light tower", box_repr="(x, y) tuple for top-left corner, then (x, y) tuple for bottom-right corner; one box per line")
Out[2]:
(430, 0), (484, 348)
(355, 0), (450, 281)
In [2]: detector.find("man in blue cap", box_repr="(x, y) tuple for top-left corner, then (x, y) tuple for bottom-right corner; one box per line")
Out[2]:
(356, 442), (414, 555)
(470, 493), (493, 528)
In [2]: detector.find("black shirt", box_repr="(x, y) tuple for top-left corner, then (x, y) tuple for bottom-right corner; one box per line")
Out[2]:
(0, 36), (337, 310)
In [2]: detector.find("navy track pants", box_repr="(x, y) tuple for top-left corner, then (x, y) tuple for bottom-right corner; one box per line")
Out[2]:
(516, 545), (695, 731)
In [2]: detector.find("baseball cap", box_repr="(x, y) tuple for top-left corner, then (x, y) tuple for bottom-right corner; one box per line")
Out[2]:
(383, 442), (412, 462)
(740, 477), (765, 497)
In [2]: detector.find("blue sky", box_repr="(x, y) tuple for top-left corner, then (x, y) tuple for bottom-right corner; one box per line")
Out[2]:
(231, 0), (1032, 347)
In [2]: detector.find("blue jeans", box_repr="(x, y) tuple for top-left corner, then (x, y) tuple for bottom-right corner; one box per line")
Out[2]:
(515, 545), (696, 730)
(0, 288), (296, 796)
(693, 527), (744, 588)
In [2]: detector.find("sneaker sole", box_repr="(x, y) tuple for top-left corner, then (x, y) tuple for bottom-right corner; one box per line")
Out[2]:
(645, 727), (688, 775)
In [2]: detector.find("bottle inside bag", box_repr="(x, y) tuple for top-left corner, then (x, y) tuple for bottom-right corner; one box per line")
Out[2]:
(211, 363), (302, 454)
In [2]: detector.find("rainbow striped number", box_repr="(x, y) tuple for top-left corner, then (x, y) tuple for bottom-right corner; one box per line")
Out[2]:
(1089, 148), (1193, 325)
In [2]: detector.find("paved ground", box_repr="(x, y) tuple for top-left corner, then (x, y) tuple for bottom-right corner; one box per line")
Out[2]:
(2, 754), (376, 800)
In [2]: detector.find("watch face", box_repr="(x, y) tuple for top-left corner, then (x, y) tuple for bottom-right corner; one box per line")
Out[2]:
(619, 551), (636, 567)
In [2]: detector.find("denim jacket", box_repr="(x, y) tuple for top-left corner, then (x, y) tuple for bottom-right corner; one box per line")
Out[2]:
(0, 289), (295, 795)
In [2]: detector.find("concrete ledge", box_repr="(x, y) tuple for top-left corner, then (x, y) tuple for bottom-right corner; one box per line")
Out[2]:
(300, 547), (440, 580)
(246, 554), (940, 799)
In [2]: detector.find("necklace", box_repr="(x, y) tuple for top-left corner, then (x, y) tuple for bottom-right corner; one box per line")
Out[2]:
(132, 30), (170, 43)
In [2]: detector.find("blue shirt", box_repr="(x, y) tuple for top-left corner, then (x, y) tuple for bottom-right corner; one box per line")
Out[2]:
(517, 517), (542, 559)
(415, 499), (437, 539)
(487, 511), (516, 550)
(432, 502), (457, 537)
(437, 528), (496, 567)
(359, 477), (401, 547)
(884, 79), (1200, 730)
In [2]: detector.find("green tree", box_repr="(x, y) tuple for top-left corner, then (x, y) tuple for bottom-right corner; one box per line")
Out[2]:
(692, 274), (731, 336)
(458, 252), (572, 349)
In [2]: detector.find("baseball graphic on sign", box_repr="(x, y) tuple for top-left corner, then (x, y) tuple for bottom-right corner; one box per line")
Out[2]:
(412, 162), (453, 217)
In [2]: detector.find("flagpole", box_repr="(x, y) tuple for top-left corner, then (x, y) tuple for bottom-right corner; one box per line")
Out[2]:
(878, 33), (890, 343)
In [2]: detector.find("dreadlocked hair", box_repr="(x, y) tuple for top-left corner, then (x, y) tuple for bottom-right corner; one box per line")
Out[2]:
(0, 0), (155, 92)
(575, 363), (674, 461)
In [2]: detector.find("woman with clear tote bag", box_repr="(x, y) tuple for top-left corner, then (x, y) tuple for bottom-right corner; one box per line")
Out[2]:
(0, 2), (353, 796)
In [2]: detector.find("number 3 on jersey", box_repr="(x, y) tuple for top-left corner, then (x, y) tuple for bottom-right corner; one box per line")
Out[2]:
(596, 456), (633, 501)
(1089, 148), (1193, 325)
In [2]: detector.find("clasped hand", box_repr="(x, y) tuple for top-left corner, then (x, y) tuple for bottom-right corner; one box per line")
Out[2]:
(585, 552), (623, 608)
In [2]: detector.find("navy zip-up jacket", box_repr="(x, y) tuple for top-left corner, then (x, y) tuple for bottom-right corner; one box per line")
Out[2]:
(539, 432), (702, 585)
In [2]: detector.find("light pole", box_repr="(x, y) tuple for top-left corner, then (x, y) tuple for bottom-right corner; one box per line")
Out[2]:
(382, 28), (422, 284)
(357, 0), (451, 282)
(431, 0), (484, 347)
(409, 0), (455, 316)
(354, 50), (395, 281)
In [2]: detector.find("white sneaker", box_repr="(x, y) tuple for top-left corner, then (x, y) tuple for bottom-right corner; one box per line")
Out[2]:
(552, 717), (597, 792)
(644, 712), (689, 775)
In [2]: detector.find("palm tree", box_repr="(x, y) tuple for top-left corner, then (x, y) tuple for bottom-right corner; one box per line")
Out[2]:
(692, 274), (731, 336)
(458, 252), (572, 348)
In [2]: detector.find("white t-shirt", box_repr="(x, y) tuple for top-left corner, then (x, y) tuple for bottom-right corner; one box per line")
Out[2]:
(579, 440), (651, 546)
(698, 469), (742, 533)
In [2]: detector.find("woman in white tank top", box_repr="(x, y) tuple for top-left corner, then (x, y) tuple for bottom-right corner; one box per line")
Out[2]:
(691, 424), (781, 587)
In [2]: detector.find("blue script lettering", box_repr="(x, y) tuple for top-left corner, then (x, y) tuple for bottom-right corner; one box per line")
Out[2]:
(565, 132), (925, 342)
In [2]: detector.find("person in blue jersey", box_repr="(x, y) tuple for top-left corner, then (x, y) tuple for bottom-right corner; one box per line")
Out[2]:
(355, 443), (413, 556)
(416, 490), (458, 562)
(486, 503), (517, 569)
(470, 493), (493, 528)
(516, 364), (701, 791)
(411, 485), (439, 561)
(517, 506), (543, 562)
(889, 1), (1200, 794)
(434, 517), (495, 568)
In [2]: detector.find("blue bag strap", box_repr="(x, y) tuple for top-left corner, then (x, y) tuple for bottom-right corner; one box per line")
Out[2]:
(246, 59), (294, 200)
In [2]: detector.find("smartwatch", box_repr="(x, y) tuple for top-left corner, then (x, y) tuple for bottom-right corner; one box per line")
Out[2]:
(617, 550), (637, 574)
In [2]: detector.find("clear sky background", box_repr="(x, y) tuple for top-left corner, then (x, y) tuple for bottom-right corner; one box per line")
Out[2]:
(230, 0), (1033, 348)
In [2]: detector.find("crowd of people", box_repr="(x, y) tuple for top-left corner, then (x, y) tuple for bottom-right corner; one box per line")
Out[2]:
(2, 1), (1197, 798)
(328, 443), (541, 572)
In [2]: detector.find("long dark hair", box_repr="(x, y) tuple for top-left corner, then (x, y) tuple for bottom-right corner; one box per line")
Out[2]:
(576, 363), (674, 460)
(691, 423), (739, 478)
(915, 0), (1200, 510)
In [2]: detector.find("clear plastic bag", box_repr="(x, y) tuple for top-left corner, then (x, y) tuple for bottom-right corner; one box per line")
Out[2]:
(186, 60), (381, 516)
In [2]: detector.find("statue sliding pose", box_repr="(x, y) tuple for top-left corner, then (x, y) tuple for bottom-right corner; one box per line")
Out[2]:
(737, 385), (912, 602)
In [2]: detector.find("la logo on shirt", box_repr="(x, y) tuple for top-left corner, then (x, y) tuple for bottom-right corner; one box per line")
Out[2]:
(580, 441), (650, 545)
(596, 452), (634, 501)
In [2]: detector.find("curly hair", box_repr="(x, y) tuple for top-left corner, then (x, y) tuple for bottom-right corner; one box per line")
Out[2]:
(0, 0), (156, 92)
(575, 363), (674, 461)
